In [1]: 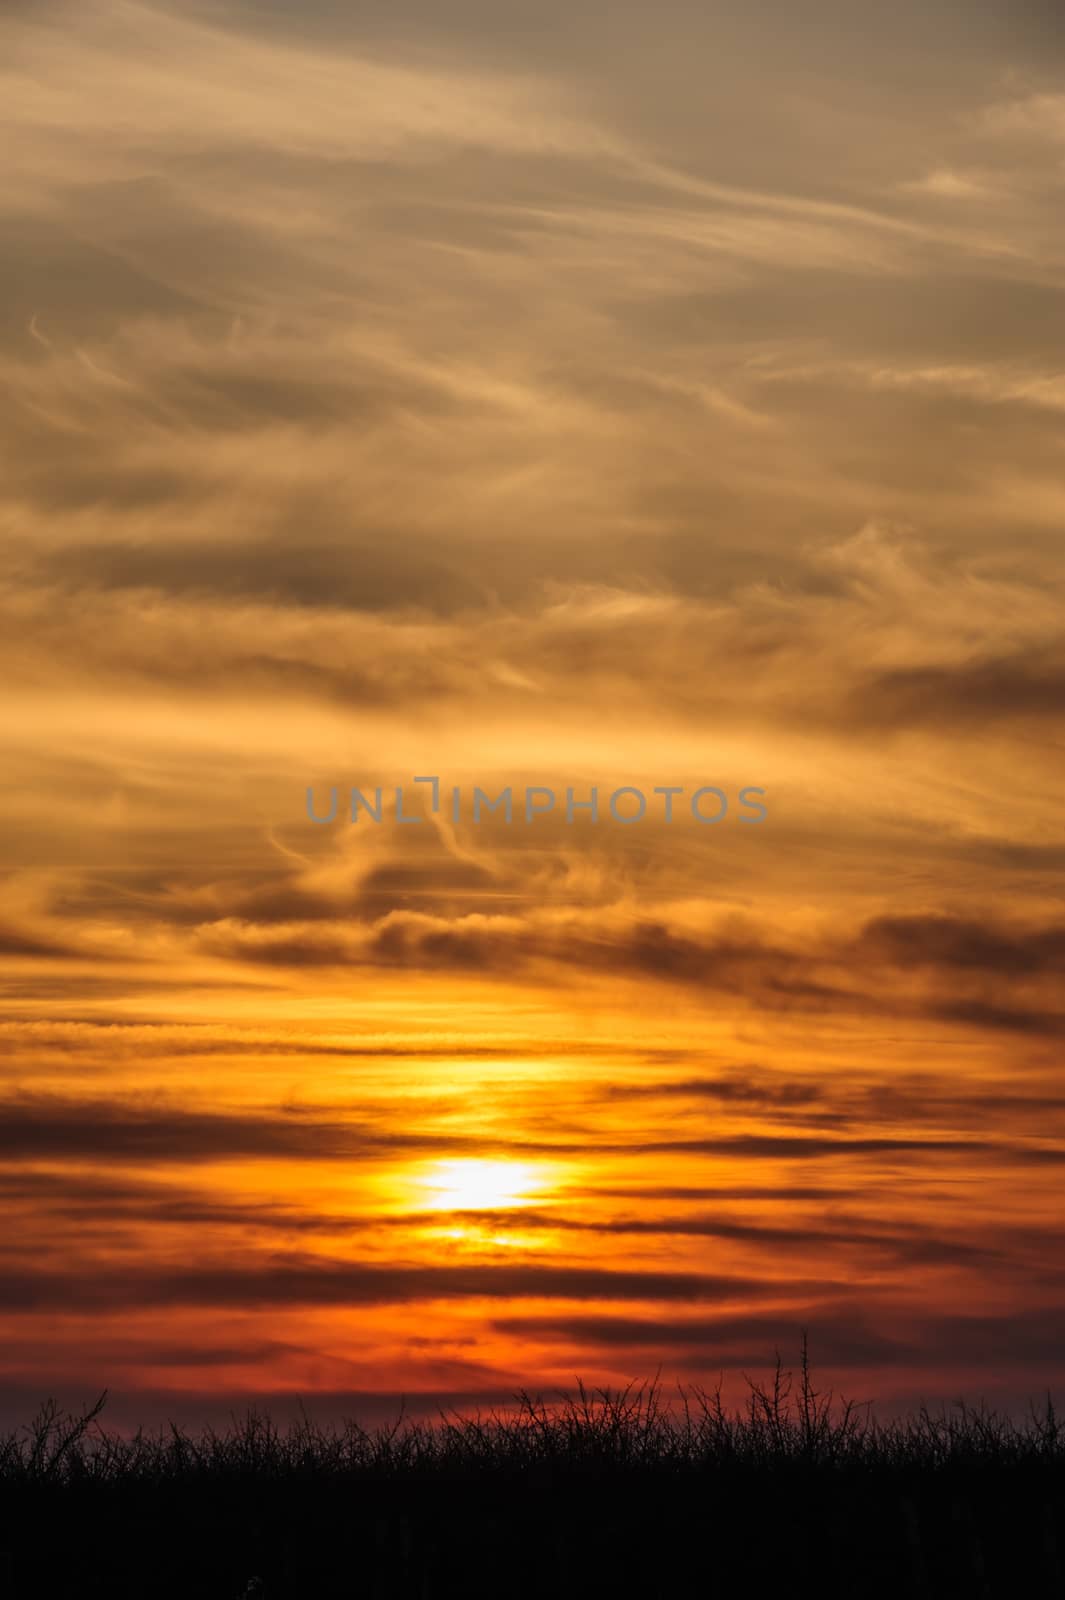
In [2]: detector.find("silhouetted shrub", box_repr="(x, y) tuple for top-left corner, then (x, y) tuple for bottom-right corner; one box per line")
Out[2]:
(1, 1341), (1062, 1597)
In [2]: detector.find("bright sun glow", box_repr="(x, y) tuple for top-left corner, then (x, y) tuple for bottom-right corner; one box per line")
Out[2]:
(415, 1158), (544, 1212)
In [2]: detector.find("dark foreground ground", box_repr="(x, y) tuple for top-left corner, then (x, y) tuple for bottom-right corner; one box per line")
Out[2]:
(2, 1359), (1063, 1597)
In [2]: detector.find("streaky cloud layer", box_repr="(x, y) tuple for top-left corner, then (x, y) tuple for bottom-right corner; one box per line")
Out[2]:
(1, 0), (1063, 1422)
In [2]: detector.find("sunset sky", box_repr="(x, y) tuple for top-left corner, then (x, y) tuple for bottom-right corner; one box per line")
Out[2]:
(2, 0), (1065, 1426)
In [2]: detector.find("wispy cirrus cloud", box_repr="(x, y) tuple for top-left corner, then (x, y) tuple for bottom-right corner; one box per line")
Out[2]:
(2, 0), (1065, 1425)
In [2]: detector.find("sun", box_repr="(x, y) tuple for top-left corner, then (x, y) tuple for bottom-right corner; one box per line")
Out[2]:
(415, 1158), (543, 1212)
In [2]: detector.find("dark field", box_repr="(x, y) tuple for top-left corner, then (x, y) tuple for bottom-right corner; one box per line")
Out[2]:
(2, 1352), (1063, 1598)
